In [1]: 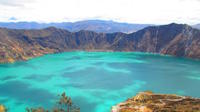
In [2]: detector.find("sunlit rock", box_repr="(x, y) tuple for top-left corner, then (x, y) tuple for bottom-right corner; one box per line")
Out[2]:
(111, 91), (200, 112)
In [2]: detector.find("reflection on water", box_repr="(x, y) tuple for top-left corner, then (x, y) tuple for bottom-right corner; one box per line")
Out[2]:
(0, 52), (200, 112)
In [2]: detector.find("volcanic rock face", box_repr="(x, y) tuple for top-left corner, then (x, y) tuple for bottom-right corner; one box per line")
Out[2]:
(0, 23), (200, 63)
(111, 91), (200, 112)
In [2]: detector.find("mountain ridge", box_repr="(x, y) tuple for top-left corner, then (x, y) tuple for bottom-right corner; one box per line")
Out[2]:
(0, 20), (151, 33)
(0, 23), (200, 63)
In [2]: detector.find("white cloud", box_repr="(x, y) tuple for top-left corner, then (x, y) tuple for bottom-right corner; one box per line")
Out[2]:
(0, 0), (200, 24)
(0, 0), (35, 7)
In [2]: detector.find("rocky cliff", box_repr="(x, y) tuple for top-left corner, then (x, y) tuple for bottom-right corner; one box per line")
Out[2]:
(0, 23), (200, 63)
(111, 91), (200, 112)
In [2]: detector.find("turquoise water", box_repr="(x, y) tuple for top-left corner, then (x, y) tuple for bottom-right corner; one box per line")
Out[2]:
(0, 52), (200, 112)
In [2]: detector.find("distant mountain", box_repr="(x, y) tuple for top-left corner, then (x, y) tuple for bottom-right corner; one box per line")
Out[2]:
(193, 24), (200, 29)
(0, 23), (200, 63)
(0, 20), (151, 33)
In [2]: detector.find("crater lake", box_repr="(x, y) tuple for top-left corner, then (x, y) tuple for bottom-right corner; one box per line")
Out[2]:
(0, 52), (200, 112)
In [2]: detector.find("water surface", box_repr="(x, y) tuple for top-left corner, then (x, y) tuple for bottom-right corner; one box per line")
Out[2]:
(0, 52), (200, 112)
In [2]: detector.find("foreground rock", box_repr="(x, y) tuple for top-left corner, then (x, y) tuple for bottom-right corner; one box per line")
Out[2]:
(111, 91), (200, 112)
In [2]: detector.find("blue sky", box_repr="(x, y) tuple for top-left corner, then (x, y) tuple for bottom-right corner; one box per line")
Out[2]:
(0, 0), (200, 25)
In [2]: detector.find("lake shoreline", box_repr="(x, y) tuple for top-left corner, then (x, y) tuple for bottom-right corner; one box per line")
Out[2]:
(2, 50), (200, 64)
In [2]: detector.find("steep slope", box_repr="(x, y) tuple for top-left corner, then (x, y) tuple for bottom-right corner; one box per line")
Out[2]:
(0, 23), (200, 63)
(0, 20), (151, 33)
(127, 23), (200, 58)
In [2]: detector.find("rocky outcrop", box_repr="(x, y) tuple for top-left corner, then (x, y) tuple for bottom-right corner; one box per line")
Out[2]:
(0, 23), (200, 63)
(111, 91), (200, 112)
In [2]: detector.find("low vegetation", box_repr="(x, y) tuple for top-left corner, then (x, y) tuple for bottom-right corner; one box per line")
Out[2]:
(0, 92), (80, 112)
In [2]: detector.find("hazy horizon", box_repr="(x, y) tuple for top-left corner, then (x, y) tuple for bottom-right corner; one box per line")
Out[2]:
(0, 19), (198, 26)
